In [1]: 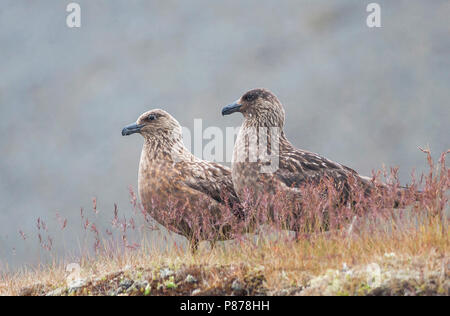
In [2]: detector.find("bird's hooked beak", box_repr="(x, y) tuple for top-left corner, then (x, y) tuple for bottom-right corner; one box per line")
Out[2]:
(122, 123), (144, 136)
(221, 100), (242, 116)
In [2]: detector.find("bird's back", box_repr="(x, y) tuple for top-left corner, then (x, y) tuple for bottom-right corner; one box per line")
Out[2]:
(138, 144), (243, 241)
(231, 126), (370, 202)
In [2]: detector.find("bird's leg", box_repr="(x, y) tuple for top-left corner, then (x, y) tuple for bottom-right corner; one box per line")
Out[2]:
(294, 230), (301, 242)
(189, 238), (199, 254)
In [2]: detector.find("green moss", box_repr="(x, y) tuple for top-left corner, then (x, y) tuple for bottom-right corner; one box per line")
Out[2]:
(144, 284), (151, 296)
(165, 276), (177, 289)
(356, 283), (371, 296)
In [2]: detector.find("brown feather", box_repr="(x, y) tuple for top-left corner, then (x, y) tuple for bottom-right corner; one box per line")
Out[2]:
(229, 89), (373, 203)
(124, 109), (243, 243)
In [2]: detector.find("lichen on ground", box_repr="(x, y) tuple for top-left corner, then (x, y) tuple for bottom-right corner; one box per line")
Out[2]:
(13, 251), (448, 296)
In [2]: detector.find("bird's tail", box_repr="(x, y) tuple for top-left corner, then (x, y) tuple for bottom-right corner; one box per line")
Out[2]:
(358, 175), (422, 208)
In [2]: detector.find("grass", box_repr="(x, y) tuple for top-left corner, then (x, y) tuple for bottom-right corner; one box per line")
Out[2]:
(0, 217), (447, 296)
(0, 149), (448, 296)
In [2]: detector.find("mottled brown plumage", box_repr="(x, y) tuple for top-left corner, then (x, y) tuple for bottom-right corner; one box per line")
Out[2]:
(222, 88), (373, 203)
(122, 109), (242, 247)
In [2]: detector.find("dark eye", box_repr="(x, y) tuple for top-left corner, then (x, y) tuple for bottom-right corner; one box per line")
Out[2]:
(244, 93), (257, 102)
(148, 114), (157, 121)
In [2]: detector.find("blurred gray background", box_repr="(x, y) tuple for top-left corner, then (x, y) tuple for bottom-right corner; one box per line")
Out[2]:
(0, 0), (449, 269)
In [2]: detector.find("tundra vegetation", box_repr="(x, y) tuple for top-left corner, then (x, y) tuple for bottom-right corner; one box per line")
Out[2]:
(0, 150), (448, 296)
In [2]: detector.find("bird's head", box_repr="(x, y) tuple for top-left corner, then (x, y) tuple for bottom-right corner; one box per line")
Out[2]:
(221, 88), (285, 127)
(122, 109), (182, 141)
